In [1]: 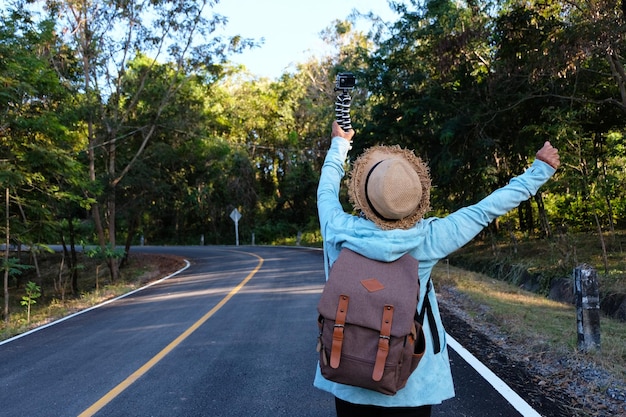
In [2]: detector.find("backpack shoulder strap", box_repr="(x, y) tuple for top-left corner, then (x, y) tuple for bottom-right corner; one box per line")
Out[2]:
(323, 241), (330, 281)
(417, 278), (441, 354)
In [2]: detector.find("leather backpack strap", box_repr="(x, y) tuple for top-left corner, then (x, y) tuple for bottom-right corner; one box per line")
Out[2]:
(372, 305), (394, 381)
(330, 295), (349, 368)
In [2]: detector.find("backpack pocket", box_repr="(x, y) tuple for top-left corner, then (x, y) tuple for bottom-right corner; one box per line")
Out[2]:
(317, 315), (426, 395)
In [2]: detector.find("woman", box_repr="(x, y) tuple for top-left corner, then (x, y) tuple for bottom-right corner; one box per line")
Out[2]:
(315, 121), (560, 417)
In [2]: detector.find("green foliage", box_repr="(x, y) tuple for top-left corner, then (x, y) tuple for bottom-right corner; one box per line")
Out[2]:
(1, 258), (33, 279)
(1, 0), (625, 264)
(0, 6), (87, 256)
(2, 5), (626, 387)
(20, 281), (41, 324)
(85, 245), (125, 261)
(362, 0), (499, 211)
(253, 221), (301, 246)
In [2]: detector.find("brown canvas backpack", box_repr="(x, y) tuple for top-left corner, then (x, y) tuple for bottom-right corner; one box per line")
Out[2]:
(317, 248), (436, 395)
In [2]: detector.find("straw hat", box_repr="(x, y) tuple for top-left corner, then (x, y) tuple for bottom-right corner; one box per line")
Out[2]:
(348, 145), (431, 230)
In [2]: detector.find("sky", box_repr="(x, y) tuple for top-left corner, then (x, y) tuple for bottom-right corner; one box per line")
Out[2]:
(0, 0), (401, 79)
(211, 0), (402, 79)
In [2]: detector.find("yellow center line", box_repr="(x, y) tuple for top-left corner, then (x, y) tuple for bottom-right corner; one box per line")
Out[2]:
(78, 251), (264, 417)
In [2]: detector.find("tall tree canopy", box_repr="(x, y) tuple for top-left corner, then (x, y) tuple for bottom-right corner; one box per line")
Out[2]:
(1, 0), (625, 299)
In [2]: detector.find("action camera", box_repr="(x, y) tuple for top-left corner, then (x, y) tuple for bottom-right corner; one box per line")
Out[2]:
(335, 72), (356, 91)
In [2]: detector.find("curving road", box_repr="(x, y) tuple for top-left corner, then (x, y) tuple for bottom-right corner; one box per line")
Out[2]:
(0, 246), (539, 417)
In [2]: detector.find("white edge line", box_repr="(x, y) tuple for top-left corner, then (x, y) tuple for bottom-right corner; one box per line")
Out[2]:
(0, 260), (191, 347)
(446, 332), (543, 417)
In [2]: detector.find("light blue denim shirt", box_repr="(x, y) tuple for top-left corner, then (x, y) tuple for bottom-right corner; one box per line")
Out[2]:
(314, 136), (556, 407)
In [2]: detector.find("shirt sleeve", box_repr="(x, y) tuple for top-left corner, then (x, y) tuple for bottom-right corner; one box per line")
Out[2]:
(422, 159), (557, 259)
(317, 137), (352, 239)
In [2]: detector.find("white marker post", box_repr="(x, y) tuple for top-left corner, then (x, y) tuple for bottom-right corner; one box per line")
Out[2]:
(229, 208), (242, 246)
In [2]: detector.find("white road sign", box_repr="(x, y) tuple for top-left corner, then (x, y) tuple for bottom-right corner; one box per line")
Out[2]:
(230, 208), (241, 223)
(229, 208), (241, 246)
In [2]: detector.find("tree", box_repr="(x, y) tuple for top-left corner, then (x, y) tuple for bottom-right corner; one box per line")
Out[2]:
(1, 6), (83, 317)
(365, 0), (496, 212)
(36, 0), (256, 280)
(492, 0), (626, 237)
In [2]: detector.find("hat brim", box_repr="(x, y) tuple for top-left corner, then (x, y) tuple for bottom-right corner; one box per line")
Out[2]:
(348, 145), (431, 230)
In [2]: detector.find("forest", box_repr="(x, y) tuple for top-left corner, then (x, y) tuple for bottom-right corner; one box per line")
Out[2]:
(2, 0), (626, 323)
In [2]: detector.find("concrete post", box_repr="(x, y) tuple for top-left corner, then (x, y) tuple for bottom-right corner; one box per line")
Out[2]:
(574, 264), (601, 351)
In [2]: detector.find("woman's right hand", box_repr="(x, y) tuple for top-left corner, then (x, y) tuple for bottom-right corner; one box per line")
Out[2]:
(332, 120), (355, 142)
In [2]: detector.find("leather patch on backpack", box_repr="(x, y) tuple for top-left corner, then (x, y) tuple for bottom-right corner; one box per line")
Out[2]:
(360, 278), (385, 293)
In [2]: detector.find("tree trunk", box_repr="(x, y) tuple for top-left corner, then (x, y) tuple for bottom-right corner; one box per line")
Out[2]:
(106, 129), (119, 282)
(68, 218), (79, 294)
(600, 155), (616, 235)
(534, 193), (552, 238)
(121, 214), (139, 268)
(517, 200), (534, 235)
(74, 4), (117, 283)
(593, 212), (609, 275)
(4, 187), (9, 323)
(60, 233), (70, 296)
(608, 51), (626, 113)
(16, 200), (43, 295)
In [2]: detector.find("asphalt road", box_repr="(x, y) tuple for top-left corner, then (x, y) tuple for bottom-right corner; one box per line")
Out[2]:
(0, 246), (539, 417)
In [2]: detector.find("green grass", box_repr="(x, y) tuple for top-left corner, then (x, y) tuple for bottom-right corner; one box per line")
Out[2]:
(0, 283), (143, 341)
(432, 261), (626, 381)
(449, 230), (626, 296)
(1, 252), (182, 342)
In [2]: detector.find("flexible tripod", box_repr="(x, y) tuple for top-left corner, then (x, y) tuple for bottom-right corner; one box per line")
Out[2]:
(334, 72), (356, 131)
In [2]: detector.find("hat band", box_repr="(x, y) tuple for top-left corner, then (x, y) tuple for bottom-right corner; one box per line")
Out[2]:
(364, 160), (394, 222)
